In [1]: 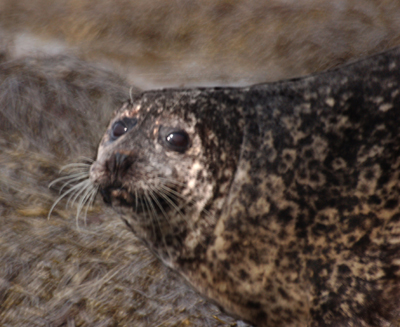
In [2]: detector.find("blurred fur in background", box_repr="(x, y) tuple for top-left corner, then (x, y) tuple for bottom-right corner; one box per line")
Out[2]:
(1, 0), (400, 88)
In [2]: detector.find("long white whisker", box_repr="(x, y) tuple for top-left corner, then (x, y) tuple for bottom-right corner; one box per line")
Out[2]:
(153, 186), (184, 220)
(148, 187), (172, 228)
(158, 185), (190, 208)
(76, 156), (94, 163)
(146, 189), (173, 261)
(159, 183), (213, 228)
(66, 182), (91, 209)
(145, 190), (160, 229)
(50, 173), (89, 193)
(161, 184), (203, 210)
(59, 162), (91, 172)
(47, 180), (88, 219)
(157, 177), (186, 187)
(142, 190), (157, 239)
(158, 184), (185, 198)
(49, 171), (88, 188)
(148, 187), (189, 253)
(134, 188), (139, 215)
(47, 157), (99, 225)
(75, 181), (96, 227)
(83, 185), (98, 221)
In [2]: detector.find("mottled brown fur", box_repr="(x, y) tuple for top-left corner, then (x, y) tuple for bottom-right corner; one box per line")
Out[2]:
(91, 48), (400, 327)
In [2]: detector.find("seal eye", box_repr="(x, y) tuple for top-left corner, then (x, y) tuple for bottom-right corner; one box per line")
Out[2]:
(111, 121), (127, 139)
(165, 131), (189, 152)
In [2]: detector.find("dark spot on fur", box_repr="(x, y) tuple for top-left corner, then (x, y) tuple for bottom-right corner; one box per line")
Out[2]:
(278, 207), (294, 223)
(239, 269), (249, 280)
(204, 234), (216, 247)
(222, 260), (231, 270)
(255, 310), (268, 324)
(304, 149), (313, 158)
(312, 223), (335, 236)
(377, 164), (391, 187)
(352, 235), (371, 254)
(338, 264), (351, 274)
(249, 251), (261, 265)
(385, 199), (398, 209)
(247, 300), (261, 309)
(390, 213), (400, 222)
(310, 172), (320, 182)
(228, 241), (242, 254)
(242, 183), (259, 202)
(368, 195), (382, 205)
(278, 287), (290, 300)
(194, 244), (204, 258)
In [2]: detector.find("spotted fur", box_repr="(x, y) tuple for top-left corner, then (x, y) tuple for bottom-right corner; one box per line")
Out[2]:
(91, 47), (400, 326)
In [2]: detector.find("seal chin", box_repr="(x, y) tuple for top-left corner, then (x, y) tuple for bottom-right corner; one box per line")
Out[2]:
(100, 185), (174, 215)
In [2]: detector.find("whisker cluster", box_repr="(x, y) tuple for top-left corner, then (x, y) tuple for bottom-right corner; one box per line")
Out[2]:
(157, 177), (213, 226)
(48, 159), (98, 227)
(142, 178), (193, 230)
(131, 176), (216, 258)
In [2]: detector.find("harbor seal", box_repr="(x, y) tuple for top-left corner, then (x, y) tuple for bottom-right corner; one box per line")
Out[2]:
(89, 46), (400, 327)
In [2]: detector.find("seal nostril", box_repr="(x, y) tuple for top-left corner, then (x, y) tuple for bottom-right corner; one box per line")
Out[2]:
(100, 188), (112, 205)
(115, 152), (129, 167)
(115, 151), (133, 173)
(106, 151), (134, 178)
(105, 156), (115, 173)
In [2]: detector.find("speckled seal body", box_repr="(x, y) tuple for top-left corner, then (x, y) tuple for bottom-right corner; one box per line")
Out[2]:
(90, 47), (400, 327)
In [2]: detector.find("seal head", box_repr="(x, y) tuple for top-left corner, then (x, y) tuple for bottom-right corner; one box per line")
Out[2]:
(90, 90), (245, 266)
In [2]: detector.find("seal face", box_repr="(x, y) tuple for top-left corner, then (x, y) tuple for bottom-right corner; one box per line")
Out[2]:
(90, 48), (400, 327)
(90, 91), (245, 266)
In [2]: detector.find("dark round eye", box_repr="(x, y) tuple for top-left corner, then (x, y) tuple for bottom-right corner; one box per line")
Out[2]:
(165, 131), (189, 152)
(111, 121), (128, 139)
